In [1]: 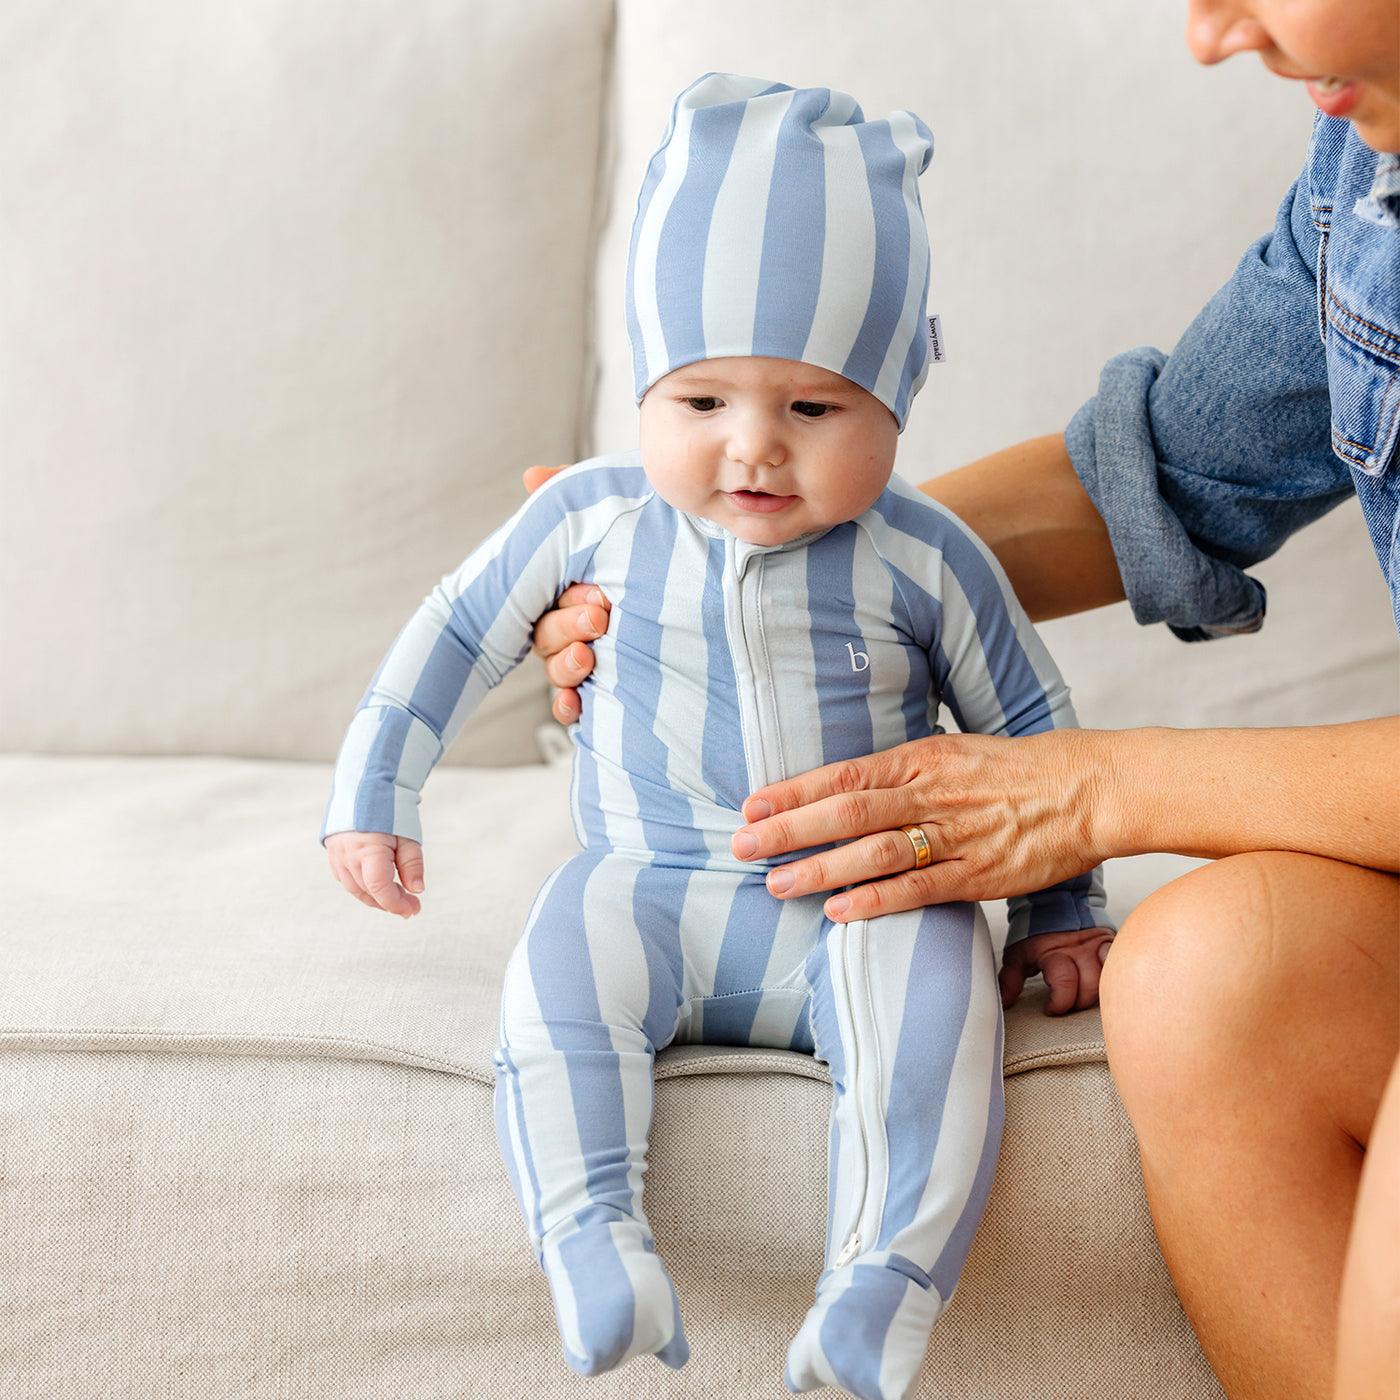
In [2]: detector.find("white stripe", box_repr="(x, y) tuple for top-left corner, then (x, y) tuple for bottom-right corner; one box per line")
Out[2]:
(889, 908), (999, 1264)
(872, 110), (929, 413)
(632, 100), (700, 388)
(800, 122), (876, 374)
(580, 860), (659, 1219)
(700, 91), (794, 357)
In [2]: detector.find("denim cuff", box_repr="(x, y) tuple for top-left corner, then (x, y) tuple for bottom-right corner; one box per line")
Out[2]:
(1066, 350), (1268, 642)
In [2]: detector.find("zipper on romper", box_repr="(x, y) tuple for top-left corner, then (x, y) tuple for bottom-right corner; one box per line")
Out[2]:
(832, 919), (884, 1270)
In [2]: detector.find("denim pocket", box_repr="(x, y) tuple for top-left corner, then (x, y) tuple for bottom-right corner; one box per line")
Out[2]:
(1324, 289), (1400, 477)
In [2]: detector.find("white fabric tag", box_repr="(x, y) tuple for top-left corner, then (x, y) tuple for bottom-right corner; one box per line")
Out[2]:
(926, 314), (946, 364)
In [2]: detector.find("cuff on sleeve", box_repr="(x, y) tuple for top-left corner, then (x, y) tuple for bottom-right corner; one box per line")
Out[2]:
(1065, 352), (1268, 642)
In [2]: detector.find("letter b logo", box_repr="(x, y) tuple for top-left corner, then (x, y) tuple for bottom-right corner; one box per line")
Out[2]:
(845, 641), (870, 673)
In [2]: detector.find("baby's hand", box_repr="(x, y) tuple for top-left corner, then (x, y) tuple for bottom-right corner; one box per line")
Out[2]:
(326, 831), (425, 919)
(998, 926), (1114, 1016)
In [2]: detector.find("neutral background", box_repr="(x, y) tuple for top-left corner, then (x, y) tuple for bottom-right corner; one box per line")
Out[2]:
(2, 0), (1394, 770)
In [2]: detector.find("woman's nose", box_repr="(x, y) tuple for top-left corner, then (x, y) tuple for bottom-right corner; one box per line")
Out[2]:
(1185, 0), (1269, 66)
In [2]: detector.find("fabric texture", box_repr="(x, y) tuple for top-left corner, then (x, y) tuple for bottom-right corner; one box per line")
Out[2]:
(626, 74), (934, 428)
(1067, 116), (1400, 639)
(0, 754), (1223, 1400)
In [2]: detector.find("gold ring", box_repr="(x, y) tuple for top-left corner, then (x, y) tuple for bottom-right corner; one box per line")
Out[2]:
(901, 823), (932, 870)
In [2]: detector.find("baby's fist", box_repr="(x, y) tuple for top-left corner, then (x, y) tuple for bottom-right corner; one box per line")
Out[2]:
(999, 926), (1114, 1015)
(326, 831), (425, 919)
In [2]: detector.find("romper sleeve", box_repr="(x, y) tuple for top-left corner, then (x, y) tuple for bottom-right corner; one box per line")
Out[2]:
(1066, 127), (1354, 641)
(320, 463), (640, 844)
(922, 507), (1113, 946)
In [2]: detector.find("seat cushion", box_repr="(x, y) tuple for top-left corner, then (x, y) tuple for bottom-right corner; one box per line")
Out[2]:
(0, 753), (1222, 1398)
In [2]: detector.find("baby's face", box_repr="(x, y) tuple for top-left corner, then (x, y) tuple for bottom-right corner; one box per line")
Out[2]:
(638, 357), (898, 546)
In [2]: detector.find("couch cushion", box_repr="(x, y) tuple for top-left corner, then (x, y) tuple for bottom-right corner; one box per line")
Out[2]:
(1, 754), (1199, 1079)
(0, 0), (613, 766)
(0, 757), (1223, 1399)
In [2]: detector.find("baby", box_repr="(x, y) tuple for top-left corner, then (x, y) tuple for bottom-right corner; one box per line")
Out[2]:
(324, 73), (1108, 1400)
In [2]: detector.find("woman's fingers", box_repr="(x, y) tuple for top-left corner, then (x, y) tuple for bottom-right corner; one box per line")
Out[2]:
(521, 463), (571, 494)
(742, 747), (925, 833)
(758, 824), (938, 898)
(733, 769), (935, 865)
(532, 583), (611, 684)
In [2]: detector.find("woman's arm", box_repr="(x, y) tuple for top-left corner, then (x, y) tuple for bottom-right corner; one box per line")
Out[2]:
(919, 433), (1126, 622)
(731, 719), (1400, 923)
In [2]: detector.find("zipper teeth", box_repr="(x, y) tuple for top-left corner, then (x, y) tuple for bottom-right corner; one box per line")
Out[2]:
(839, 925), (871, 1263)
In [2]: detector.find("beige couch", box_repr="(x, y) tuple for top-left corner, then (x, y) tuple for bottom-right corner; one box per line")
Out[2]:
(4, 2), (1396, 1397)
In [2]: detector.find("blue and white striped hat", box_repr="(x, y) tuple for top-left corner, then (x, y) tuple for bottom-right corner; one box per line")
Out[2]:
(626, 73), (934, 430)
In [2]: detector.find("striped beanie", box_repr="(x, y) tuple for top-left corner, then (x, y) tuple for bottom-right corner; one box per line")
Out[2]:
(626, 73), (934, 430)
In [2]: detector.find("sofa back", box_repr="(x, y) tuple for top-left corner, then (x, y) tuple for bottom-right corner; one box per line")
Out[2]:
(3, 0), (1394, 767)
(0, 0), (612, 766)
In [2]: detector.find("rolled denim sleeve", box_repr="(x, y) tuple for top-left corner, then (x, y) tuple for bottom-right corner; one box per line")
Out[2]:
(1066, 152), (1355, 641)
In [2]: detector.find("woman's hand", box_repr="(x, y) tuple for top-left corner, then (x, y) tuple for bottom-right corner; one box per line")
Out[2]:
(729, 730), (1111, 923)
(524, 466), (613, 724)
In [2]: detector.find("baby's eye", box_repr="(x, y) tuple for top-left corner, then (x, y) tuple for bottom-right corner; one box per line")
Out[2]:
(683, 396), (720, 412)
(792, 401), (830, 418)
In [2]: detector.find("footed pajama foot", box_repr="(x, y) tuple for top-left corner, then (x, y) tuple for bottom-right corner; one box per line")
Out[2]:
(540, 1220), (689, 1376)
(785, 1260), (943, 1400)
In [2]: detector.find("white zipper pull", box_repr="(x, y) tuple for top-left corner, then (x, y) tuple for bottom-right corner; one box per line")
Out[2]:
(834, 1231), (861, 1269)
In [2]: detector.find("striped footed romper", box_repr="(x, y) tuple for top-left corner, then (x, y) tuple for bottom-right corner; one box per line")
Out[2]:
(323, 456), (1107, 1399)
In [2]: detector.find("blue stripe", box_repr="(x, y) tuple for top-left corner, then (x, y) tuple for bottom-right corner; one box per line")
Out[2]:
(817, 1265), (907, 1393)
(493, 1044), (545, 1245)
(877, 903), (977, 1250)
(631, 862), (692, 1050)
(873, 492), (1056, 736)
(699, 533), (748, 808)
(752, 88), (829, 360)
(805, 924), (847, 1259)
(655, 100), (744, 374)
(612, 502), (711, 860)
(704, 881), (784, 1044)
(842, 121), (912, 397)
(525, 855), (635, 1219)
(928, 1011), (1005, 1301)
(626, 115), (677, 397)
(806, 523), (873, 766)
(892, 257), (931, 426)
(556, 1226), (636, 1374)
(351, 708), (411, 832)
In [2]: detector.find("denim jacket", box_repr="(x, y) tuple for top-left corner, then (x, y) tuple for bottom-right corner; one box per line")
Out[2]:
(1066, 116), (1400, 640)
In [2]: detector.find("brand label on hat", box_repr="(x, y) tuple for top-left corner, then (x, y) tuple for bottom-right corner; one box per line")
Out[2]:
(926, 315), (946, 364)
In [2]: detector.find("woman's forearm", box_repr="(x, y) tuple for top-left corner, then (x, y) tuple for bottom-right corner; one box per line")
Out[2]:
(1096, 719), (1400, 873)
(918, 434), (1126, 622)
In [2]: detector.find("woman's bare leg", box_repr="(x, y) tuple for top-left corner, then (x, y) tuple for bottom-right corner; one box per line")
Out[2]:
(1099, 852), (1399, 1400)
(1334, 1050), (1400, 1400)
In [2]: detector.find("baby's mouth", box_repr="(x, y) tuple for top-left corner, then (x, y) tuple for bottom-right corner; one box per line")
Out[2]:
(727, 488), (799, 514)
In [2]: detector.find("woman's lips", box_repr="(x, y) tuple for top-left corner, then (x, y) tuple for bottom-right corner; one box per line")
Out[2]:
(1305, 76), (1360, 119)
(727, 490), (798, 514)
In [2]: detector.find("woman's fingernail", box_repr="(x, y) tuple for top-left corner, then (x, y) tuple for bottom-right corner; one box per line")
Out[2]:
(768, 869), (793, 895)
(586, 587), (604, 606)
(1098, 941), (1111, 963)
(745, 798), (773, 821)
(567, 647), (586, 673)
(411, 878), (424, 892)
(732, 831), (757, 859)
(826, 895), (851, 919)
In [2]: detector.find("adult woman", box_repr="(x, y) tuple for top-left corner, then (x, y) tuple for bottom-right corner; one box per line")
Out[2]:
(530, 2), (1399, 1396)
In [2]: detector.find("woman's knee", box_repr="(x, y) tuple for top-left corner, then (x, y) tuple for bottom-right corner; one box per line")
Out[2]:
(1100, 852), (1398, 1134)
